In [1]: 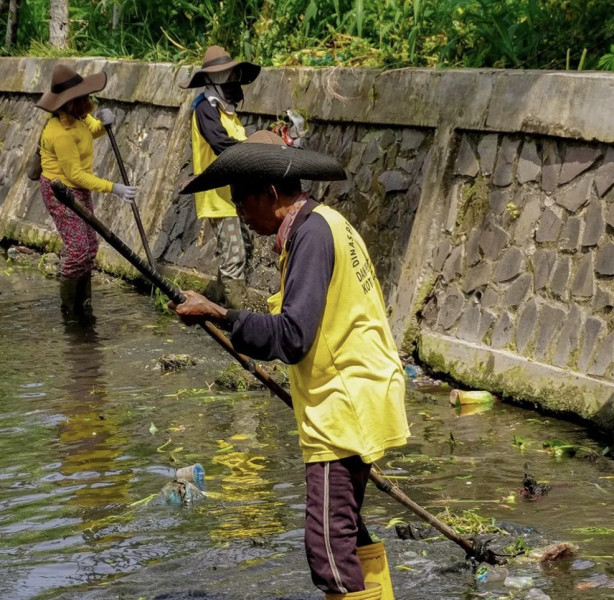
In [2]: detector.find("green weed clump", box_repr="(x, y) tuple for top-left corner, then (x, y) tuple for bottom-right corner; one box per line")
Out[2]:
(3, 0), (614, 72)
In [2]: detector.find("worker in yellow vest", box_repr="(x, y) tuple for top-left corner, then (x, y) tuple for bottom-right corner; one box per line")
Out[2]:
(172, 131), (410, 600)
(179, 46), (261, 309)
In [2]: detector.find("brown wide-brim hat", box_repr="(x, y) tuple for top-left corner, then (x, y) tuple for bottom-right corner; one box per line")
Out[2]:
(179, 45), (261, 89)
(36, 64), (107, 113)
(179, 130), (347, 195)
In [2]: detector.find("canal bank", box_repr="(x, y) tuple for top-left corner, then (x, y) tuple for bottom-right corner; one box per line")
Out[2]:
(1, 58), (614, 434)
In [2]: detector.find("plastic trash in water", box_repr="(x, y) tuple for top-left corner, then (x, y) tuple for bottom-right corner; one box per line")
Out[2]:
(404, 364), (424, 379)
(475, 565), (489, 583)
(159, 480), (206, 506)
(175, 463), (205, 490)
(449, 389), (495, 406)
(504, 575), (534, 589)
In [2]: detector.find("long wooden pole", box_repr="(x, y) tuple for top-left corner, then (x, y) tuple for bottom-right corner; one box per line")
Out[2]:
(49, 180), (505, 565)
(104, 124), (156, 270)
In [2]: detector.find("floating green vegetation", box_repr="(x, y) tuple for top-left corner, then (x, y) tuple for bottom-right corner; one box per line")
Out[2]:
(503, 536), (532, 557)
(437, 507), (507, 537)
(571, 526), (614, 535)
(543, 439), (600, 460)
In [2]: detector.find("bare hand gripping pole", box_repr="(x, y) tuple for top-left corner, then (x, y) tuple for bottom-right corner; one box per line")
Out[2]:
(104, 124), (156, 270)
(49, 180), (506, 566)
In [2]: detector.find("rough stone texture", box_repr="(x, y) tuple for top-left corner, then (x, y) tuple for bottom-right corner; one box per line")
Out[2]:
(541, 139), (561, 193)
(533, 249), (557, 290)
(432, 239), (452, 273)
(554, 176), (591, 213)
(549, 256), (571, 299)
(491, 311), (514, 349)
(377, 170), (409, 193)
(479, 221), (509, 260)
(534, 304), (566, 360)
(462, 263), (492, 293)
(577, 317), (606, 373)
(553, 304), (582, 368)
(594, 147), (614, 197)
(607, 204), (614, 229)
(596, 243), (614, 276)
(481, 286), (499, 308)
(516, 299), (538, 355)
(559, 216), (582, 252)
(478, 310), (496, 342)
(488, 188), (511, 215)
(442, 244), (463, 282)
(535, 208), (563, 243)
(493, 137), (521, 187)
(454, 135), (479, 177)
(593, 286), (613, 312)
(504, 272), (532, 307)
(456, 303), (481, 342)
(438, 287), (465, 330)
(588, 332), (614, 377)
(512, 196), (542, 243)
(571, 253), (595, 298)
(517, 139), (541, 184)
(559, 145), (600, 185)
(494, 247), (524, 282)
(465, 228), (481, 267)
(582, 199), (604, 247)
(477, 134), (498, 176)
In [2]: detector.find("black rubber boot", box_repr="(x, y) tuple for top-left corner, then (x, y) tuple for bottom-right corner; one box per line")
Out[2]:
(59, 276), (79, 315)
(76, 272), (93, 315)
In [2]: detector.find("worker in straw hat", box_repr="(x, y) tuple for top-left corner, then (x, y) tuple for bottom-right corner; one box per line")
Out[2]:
(36, 64), (138, 317)
(179, 45), (261, 310)
(171, 131), (409, 600)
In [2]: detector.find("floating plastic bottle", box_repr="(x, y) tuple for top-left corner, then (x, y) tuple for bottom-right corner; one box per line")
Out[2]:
(175, 463), (205, 491)
(449, 389), (494, 406)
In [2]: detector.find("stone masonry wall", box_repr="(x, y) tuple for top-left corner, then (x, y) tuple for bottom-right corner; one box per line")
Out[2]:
(2, 57), (614, 432)
(422, 132), (614, 386)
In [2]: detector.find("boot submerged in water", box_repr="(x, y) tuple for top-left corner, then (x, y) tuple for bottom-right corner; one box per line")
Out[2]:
(59, 276), (79, 315)
(60, 273), (93, 316)
(325, 582), (382, 600)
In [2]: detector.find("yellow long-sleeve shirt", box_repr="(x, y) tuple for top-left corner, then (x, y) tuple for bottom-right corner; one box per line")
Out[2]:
(41, 113), (113, 193)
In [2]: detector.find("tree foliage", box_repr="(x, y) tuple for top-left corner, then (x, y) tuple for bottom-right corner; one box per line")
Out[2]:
(2, 0), (614, 71)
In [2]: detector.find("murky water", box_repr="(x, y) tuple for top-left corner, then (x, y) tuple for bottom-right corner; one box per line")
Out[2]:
(1, 252), (613, 600)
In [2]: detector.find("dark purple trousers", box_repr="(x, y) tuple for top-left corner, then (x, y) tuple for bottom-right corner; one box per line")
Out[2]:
(305, 455), (373, 594)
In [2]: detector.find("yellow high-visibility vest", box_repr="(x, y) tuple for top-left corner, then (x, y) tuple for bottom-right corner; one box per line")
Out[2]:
(269, 204), (409, 464)
(191, 107), (246, 218)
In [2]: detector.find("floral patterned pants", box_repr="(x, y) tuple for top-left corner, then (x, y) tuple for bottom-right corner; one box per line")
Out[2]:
(40, 176), (98, 278)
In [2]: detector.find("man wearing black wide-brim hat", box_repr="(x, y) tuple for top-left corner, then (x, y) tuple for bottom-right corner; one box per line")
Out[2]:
(171, 131), (409, 600)
(179, 45), (261, 310)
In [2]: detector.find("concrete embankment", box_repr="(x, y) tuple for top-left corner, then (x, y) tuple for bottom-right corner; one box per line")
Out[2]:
(1, 57), (614, 434)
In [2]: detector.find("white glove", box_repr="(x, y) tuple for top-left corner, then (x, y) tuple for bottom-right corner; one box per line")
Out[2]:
(98, 108), (115, 127)
(113, 183), (137, 203)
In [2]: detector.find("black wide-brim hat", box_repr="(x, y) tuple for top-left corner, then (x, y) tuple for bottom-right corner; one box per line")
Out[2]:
(179, 131), (347, 194)
(179, 45), (261, 89)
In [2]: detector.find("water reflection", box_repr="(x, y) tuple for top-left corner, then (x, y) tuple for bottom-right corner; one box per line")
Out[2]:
(57, 315), (131, 516)
(1, 257), (614, 600)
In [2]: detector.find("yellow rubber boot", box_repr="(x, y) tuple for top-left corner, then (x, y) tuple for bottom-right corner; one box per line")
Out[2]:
(357, 542), (395, 600)
(325, 582), (381, 600)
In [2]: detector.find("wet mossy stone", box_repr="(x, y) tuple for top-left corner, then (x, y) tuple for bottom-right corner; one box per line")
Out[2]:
(215, 361), (289, 391)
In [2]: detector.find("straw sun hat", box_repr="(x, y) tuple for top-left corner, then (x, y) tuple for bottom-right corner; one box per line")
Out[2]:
(179, 130), (347, 195)
(179, 45), (261, 89)
(36, 64), (107, 113)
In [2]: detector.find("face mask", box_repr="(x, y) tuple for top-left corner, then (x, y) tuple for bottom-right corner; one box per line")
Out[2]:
(220, 81), (244, 105)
